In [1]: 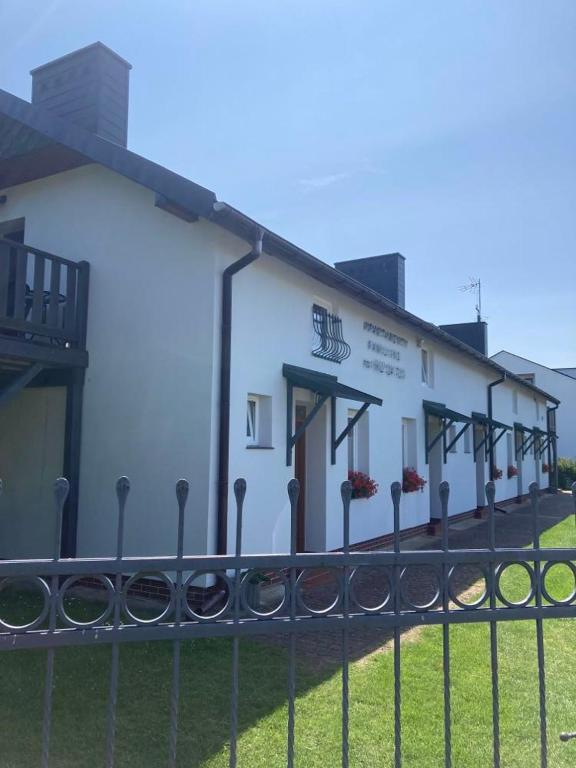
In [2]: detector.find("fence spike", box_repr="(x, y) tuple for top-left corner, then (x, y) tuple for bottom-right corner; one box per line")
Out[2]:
(175, 480), (189, 559)
(341, 480), (352, 554)
(485, 480), (496, 508)
(287, 479), (300, 557)
(53, 477), (69, 560)
(233, 479), (247, 558)
(114, 477), (130, 560)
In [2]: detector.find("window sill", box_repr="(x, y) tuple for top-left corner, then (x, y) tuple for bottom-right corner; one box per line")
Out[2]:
(246, 445), (274, 450)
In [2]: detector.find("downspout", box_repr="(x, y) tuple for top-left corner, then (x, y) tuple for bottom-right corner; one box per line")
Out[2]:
(216, 227), (264, 555)
(547, 404), (559, 494)
(487, 373), (506, 481)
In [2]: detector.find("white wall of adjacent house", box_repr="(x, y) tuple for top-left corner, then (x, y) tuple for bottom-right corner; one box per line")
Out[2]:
(0, 164), (247, 558)
(227, 253), (549, 553)
(0, 387), (66, 558)
(492, 351), (576, 459)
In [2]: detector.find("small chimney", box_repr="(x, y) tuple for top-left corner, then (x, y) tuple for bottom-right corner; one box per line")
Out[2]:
(439, 321), (488, 356)
(335, 253), (405, 308)
(31, 42), (132, 147)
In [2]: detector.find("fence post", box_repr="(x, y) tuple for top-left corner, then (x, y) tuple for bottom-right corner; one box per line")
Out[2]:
(485, 480), (500, 767)
(287, 478), (300, 768)
(229, 477), (247, 768)
(169, 479), (189, 768)
(530, 482), (548, 768)
(106, 476), (130, 768)
(341, 480), (352, 768)
(439, 481), (451, 768)
(41, 478), (69, 768)
(390, 481), (402, 768)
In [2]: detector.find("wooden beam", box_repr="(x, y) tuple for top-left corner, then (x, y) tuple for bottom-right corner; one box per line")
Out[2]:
(0, 336), (88, 367)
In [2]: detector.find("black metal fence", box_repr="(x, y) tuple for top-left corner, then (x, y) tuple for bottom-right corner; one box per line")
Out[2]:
(1, 476), (575, 768)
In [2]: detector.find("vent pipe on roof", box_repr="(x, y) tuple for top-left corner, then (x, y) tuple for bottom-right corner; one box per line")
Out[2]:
(30, 42), (132, 147)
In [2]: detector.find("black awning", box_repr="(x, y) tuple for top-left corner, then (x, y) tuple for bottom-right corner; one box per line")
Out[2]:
(473, 412), (512, 431)
(282, 364), (382, 406)
(283, 363), (382, 466)
(423, 400), (472, 424)
(514, 422), (534, 434)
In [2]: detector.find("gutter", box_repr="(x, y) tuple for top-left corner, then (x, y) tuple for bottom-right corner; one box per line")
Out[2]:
(487, 374), (506, 482)
(216, 215), (264, 555)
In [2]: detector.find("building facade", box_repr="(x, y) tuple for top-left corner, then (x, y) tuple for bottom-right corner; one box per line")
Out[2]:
(491, 351), (576, 459)
(0, 44), (560, 560)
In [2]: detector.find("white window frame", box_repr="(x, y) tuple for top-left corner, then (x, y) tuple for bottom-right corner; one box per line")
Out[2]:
(421, 348), (433, 387)
(246, 396), (259, 446)
(347, 409), (359, 472)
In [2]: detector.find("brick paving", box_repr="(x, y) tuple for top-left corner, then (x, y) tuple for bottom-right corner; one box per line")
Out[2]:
(258, 491), (576, 669)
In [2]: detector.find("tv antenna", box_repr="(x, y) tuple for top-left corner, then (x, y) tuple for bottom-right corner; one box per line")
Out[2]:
(459, 278), (482, 322)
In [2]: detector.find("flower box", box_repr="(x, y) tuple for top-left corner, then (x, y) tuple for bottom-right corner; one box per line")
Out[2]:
(492, 466), (503, 480)
(507, 465), (518, 479)
(348, 470), (379, 499)
(402, 467), (427, 494)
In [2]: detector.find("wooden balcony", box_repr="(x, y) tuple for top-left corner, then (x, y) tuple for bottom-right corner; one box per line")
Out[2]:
(0, 238), (89, 370)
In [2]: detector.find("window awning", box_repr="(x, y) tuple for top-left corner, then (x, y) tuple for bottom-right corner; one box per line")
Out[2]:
(423, 400), (473, 424)
(283, 364), (382, 406)
(472, 412), (512, 431)
(423, 400), (473, 463)
(283, 363), (382, 466)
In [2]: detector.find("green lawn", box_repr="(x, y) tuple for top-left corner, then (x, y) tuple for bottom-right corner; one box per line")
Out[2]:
(1, 515), (576, 767)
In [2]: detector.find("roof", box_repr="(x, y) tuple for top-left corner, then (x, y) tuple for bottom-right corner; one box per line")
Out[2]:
(0, 86), (560, 407)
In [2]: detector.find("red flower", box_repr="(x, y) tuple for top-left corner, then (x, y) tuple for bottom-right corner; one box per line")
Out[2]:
(507, 465), (518, 479)
(348, 470), (379, 499)
(492, 466), (503, 480)
(402, 467), (427, 494)
(542, 463), (550, 474)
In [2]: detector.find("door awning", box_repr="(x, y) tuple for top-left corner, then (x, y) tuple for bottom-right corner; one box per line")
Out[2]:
(283, 364), (382, 466)
(282, 364), (382, 406)
(472, 412), (512, 431)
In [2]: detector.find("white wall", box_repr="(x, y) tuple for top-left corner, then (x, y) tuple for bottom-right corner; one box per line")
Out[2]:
(0, 165), (247, 557)
(0, 387), (66, 558)
(492, 351), (575, 459)
(228, 254), (550, 553)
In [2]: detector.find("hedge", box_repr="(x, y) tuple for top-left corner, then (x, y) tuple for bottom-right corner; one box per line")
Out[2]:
(558, 457), (576, 490)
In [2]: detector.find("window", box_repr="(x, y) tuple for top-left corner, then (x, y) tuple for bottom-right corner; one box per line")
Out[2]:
(464, 427), (471, 454)
(347, 410), (358, 472)
(402, 418), (417, 469)
(507, 433), (513, 467)
(348, 408), (370, 474)
(421, 348), (433, 387)
(246, 397), (258, 445)
(448, 424), (457, 453)
(246, 394), (272, 447)
(512, 390), (518, 415)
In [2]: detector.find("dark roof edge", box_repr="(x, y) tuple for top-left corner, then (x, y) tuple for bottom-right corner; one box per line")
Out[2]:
(0, 88), (216, 217)
(210, 203), (560, 406)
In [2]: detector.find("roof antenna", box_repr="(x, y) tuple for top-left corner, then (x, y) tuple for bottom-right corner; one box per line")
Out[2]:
(459, 278), (482, 322)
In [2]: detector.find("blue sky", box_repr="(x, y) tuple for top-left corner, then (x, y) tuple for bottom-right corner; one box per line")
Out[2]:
(2, 0), (575, 367)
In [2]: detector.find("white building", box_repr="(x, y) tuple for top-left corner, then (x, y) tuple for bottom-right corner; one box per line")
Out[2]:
(0, 44), (560, 560)
(491, 351), (576, 459)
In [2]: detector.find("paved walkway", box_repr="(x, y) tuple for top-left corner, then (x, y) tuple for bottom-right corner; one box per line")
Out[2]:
(259, 491), (576, 669)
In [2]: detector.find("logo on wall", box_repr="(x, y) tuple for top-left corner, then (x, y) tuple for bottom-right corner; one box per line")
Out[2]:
(362, 321), (407, 379)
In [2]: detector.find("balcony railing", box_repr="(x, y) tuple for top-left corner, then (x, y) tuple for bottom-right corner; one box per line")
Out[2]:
(312, 303), (351, 363)
(0, 238), (89, 351)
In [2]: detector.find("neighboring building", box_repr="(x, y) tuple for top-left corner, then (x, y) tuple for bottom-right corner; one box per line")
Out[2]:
(491, 351), (576, 459)
(0, 44), (560, 560)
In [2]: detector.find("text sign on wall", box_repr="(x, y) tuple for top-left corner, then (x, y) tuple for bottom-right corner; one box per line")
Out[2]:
(362, 321), (407, 379)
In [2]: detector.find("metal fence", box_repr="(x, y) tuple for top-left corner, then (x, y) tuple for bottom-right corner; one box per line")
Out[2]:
(1, 476), (576, 768)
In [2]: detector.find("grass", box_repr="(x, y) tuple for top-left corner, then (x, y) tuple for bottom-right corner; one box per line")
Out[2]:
(1, 514), (576, 767)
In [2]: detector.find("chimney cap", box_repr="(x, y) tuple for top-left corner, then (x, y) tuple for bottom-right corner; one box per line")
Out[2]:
(30, 41), (132, 75)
